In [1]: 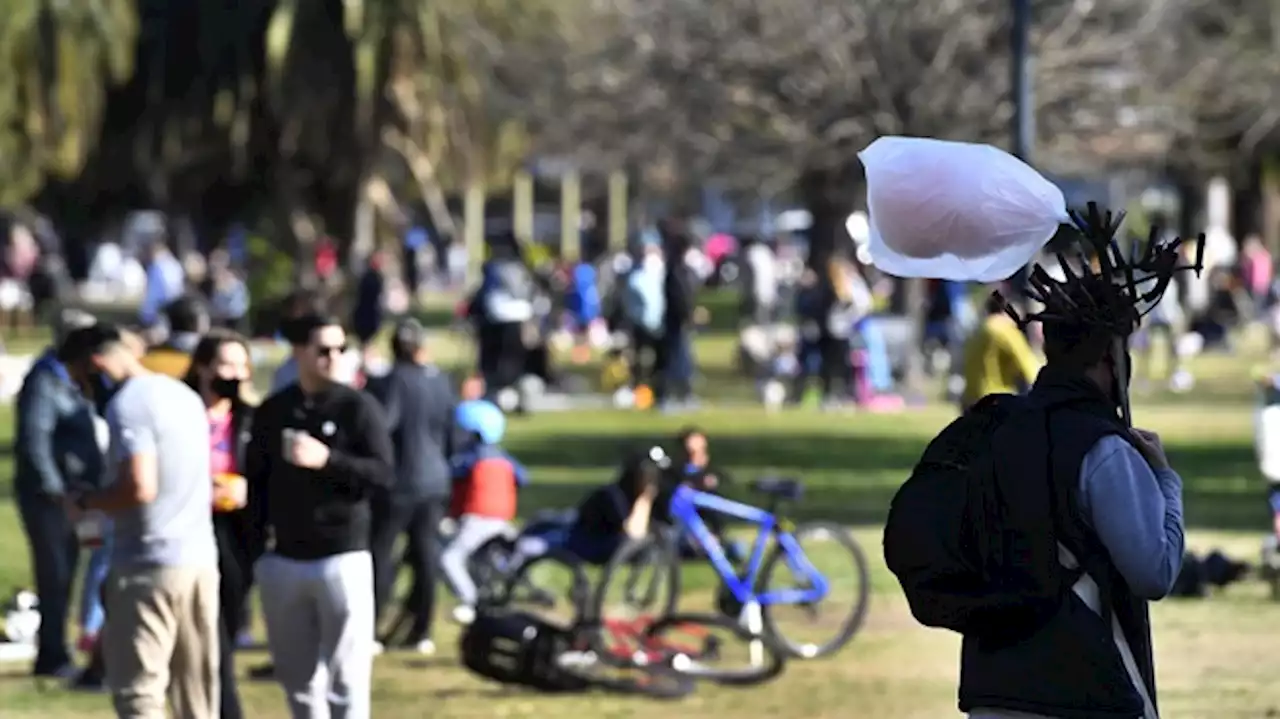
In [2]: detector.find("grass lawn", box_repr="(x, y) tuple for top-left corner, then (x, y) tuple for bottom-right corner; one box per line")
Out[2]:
(1, 338), (1279, 716)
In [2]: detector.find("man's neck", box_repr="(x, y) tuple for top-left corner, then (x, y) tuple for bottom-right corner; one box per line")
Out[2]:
(120, 363), (149, 383)
(298, 376), (332, 395)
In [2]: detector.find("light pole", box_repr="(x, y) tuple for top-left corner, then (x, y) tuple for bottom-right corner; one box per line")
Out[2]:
(1010, 0), (1035, 318)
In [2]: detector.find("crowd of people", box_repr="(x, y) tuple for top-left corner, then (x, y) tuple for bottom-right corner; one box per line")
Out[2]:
(8, 205), (1279, 719)
(11, 280), (745, 718)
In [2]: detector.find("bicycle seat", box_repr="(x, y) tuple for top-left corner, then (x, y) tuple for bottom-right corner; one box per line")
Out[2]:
(750, 477), (803, 501)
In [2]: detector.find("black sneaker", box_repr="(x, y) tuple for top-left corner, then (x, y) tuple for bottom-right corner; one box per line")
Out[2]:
(248, 662), (275, 680)
(69, 668), (106, 692)
(33, 662), (78, 681)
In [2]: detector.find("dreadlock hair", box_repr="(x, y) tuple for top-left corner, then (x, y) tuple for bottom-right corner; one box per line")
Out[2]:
(1040, 277), (1123, 372)
(994, 202), (1205, 373)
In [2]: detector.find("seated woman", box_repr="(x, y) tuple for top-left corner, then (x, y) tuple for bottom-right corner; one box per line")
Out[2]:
(520, 448), (665, 565)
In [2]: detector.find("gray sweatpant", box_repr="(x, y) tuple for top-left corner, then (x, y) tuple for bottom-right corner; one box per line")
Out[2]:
(256, 551), (375, 719)
(440, 515), (514, 606)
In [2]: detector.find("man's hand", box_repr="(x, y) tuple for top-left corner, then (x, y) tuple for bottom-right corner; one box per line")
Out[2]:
(1129, 428), (1170, 471)
(1272, 512), (1280, 541)
(62, 493), (85, 524)
(702, 473), (719, 490)
(288, 433), (331, 469)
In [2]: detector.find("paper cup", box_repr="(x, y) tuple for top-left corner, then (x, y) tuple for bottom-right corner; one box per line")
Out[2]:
(213, 473), (247, 513)
(281, 429), (299, 462)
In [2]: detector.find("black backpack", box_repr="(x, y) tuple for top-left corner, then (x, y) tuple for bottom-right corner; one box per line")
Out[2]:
(883, 394), (1081, 638)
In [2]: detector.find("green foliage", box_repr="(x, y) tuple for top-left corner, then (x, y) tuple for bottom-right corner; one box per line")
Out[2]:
(244, 230), (297, 308)
(377, 0), (571, 192)
(0, 0), (139, 207)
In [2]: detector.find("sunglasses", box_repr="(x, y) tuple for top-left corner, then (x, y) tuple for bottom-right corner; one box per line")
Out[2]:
(314, 344), (348, 356)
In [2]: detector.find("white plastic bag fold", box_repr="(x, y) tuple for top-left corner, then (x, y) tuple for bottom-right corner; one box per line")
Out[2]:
(856, 136), (1069, 282)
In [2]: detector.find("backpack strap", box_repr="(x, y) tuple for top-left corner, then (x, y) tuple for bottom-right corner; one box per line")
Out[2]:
(1037, 407), (1086, 591)
(1040, 404), (1159, 718)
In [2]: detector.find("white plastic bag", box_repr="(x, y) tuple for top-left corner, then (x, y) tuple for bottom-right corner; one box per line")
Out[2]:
(856, 136), (1068, 282)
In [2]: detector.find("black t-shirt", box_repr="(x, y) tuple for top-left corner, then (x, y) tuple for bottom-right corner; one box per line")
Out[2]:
(573, 484), (632, 538)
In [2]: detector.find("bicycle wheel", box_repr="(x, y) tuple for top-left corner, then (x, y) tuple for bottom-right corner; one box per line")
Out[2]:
(504, 550), (591, 625)
(554, 643), (697, 700)
(759, 521), (870, 659)
(470, 536), (517, 608)
(590, 535), (681, 623)
(642, 612), (786, 686)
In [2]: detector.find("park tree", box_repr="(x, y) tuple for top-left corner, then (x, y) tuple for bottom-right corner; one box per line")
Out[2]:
(1145, 0), (1280, 246)
(502, 0), (1182, 388)
(0, 0), (139, 208)
(519, 0), (1181, 264)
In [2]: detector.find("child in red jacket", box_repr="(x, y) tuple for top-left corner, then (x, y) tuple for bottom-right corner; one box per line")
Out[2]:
(441, 400), (527, 624)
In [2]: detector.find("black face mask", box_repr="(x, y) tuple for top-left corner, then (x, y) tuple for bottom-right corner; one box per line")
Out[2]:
(89, 373), (120, 414)
(210, 377), (242, 400)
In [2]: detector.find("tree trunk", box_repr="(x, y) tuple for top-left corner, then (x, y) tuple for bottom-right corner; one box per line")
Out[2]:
(799, 163), (927, 395)
(1264, 155), (1280, 258)
(798, 166), (850, 269)
(1173, 172), (1201, 239)
(276, 171), (319, 288)
(900, 277), (927, 394)
(1232, 159), (1263, 240)
(349, 173), (378, 270)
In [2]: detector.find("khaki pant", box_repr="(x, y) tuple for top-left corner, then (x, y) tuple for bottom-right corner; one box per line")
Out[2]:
(103, 564), (221, 719)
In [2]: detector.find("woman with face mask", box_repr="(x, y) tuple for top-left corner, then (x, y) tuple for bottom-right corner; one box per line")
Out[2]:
(183, 329), (256, 719)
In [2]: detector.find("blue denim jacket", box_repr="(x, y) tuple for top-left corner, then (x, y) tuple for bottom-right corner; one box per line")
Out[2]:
(13, 350), (104, 499)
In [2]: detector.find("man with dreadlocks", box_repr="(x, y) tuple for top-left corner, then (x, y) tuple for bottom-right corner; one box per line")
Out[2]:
(962, 278), (1185, 719)
(885, 206), (1199, 719)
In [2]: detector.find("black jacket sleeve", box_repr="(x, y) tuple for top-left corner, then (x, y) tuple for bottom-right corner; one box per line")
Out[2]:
(436, 372), (462, 459)
(17, 371), (68, 497)
(243, 397), (277, 561)
(325, 394), (395, 491)
(375, 373), (403, 433)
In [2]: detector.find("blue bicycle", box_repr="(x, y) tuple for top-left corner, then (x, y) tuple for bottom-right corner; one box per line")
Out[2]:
(593, 474), (871, 660)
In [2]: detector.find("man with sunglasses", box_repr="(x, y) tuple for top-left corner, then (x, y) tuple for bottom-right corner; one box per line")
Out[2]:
(245, 314), (394, 719)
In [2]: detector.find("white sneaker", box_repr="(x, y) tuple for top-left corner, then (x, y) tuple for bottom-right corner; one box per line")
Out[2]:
(372, 641), (384, 656)
(415, 639), (437, 656)
(452, 605), (477, 625)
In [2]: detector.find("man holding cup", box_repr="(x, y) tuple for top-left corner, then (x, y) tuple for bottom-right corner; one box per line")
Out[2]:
(245, 314), (394, 719)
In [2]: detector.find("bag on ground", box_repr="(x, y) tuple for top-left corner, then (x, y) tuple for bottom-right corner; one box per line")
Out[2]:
(460, 609), (588, 693)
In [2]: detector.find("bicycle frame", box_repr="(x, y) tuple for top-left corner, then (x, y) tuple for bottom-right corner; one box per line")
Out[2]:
(667, 484), (829, 606)
(599, 615), (708, 662)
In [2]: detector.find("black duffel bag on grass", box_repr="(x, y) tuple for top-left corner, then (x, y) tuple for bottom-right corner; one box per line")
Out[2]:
(460, 609), (589, 693)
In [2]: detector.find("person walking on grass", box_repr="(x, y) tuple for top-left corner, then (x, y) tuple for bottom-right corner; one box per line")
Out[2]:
(367, 318), (458, 655)
(247, 314), (394, 719)
(60, 323), (221, 719)
(886, 272), (1184, 719)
